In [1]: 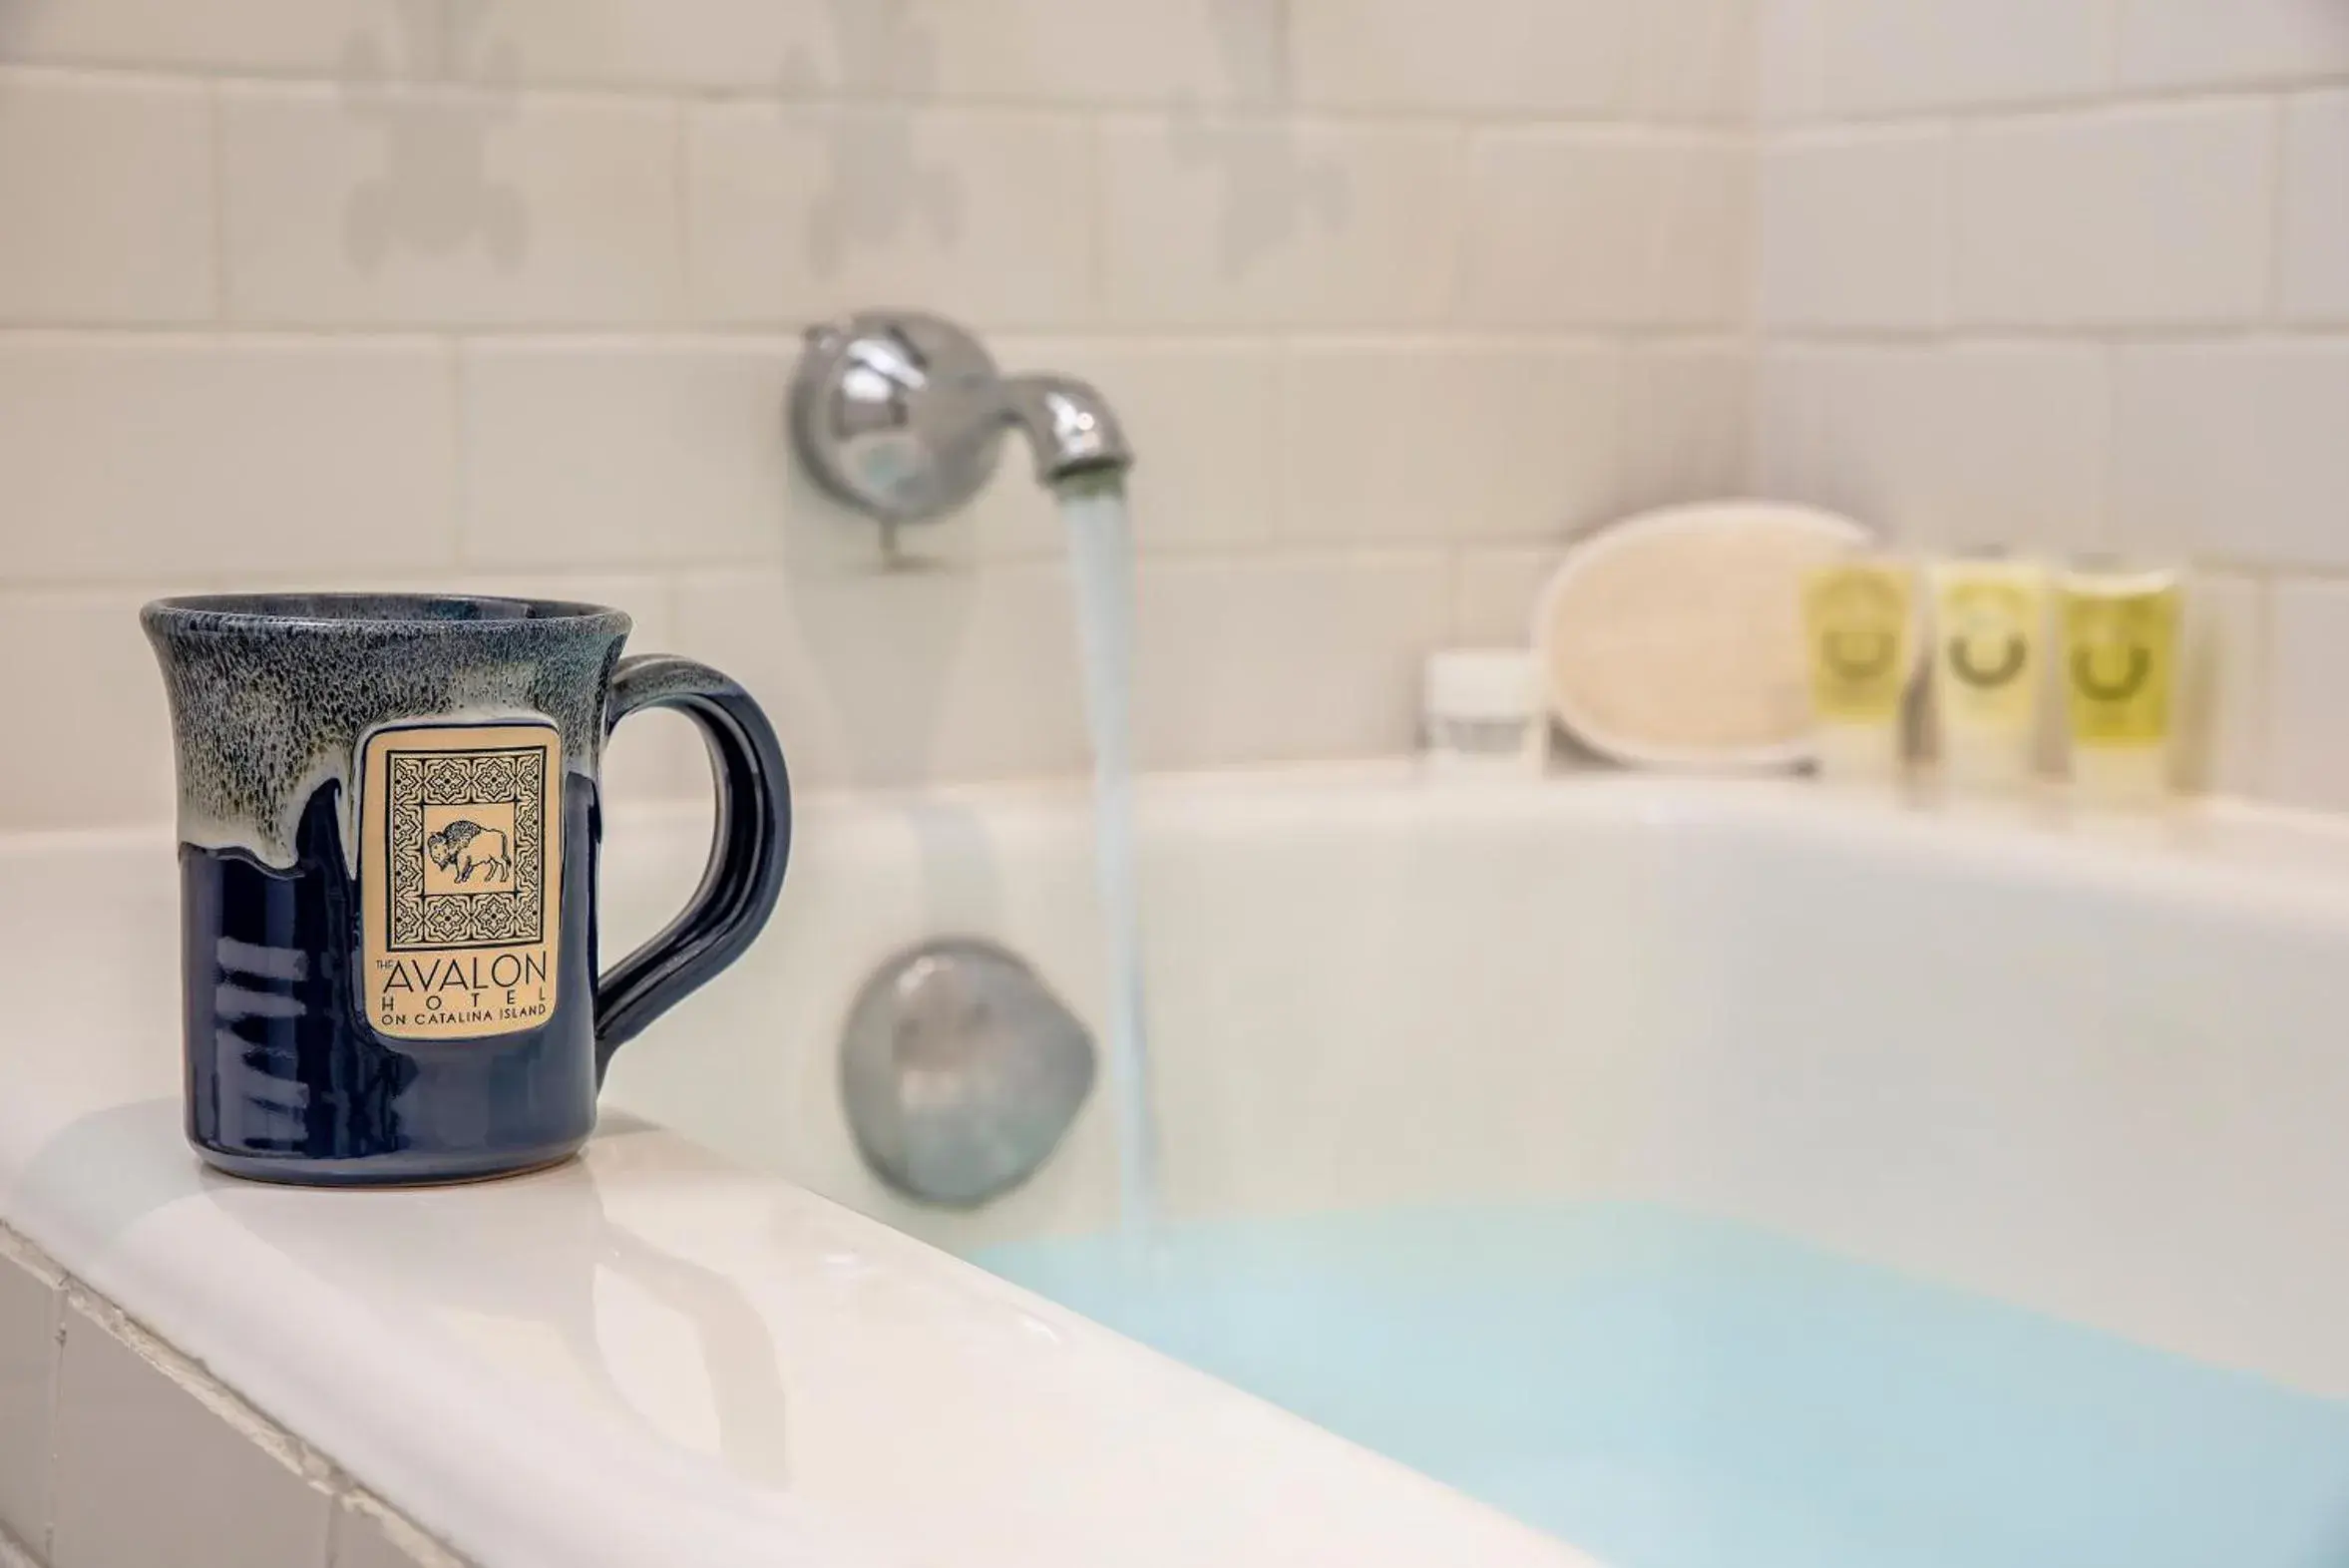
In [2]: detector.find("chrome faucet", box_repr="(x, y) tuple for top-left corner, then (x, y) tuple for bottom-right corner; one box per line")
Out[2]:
(788, 310), (1134, 532)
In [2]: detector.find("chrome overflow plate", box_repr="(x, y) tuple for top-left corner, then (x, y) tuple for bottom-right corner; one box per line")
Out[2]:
(839, 938), (1096, 1208)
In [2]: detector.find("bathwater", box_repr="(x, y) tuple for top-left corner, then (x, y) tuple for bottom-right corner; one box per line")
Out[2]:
(979, 1202), (2349, 1568)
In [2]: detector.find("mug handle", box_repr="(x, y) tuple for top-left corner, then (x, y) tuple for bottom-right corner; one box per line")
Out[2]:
(593, 654), (792, 1076)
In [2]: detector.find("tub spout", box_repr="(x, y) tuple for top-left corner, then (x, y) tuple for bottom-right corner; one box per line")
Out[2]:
(1000, 373), (1133, 485)
(789, 310), (1133, 529)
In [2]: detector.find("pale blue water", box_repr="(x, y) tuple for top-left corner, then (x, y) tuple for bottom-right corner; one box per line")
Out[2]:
(1056, 475), (1157, 1235)
(977, 1203), (2349, 1568)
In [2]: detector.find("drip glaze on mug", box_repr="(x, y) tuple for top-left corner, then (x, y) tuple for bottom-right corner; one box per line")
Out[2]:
(146, 593), (790, 1186)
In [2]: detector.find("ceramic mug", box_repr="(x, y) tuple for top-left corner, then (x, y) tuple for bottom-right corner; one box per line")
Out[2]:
(142, 593), (791, 1185)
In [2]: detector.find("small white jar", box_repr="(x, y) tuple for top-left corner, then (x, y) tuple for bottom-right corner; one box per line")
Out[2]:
(1421, 649), (1546, 776)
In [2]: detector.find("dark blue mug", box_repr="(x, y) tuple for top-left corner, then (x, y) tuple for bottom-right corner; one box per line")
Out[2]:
(142, 593), (790, 1185)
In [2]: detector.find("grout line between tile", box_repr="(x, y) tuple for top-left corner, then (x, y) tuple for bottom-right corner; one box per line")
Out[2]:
(0, 319), (1763, 343)
(671, 98), (697, 325)
(2240, 573), (2275, 798)
(444, 338), (472, 569)
(203, 79), (230, 323)
(1754, 321), (2345, 346)
(1934, 118), (1958, 332)
(2094, 0), (2126, 93)
(0, 56), (1788, 132)
(1082, 108), (1108, 319)
(1745, 75), (2349, 134)
(2264, 95), (2291, 324)
(2095, 338), (2121, 550)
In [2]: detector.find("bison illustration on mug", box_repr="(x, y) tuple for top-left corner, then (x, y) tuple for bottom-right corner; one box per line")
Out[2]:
(425, 819), (513, 886)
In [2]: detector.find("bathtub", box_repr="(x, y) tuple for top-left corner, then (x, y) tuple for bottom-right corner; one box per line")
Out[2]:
(3, 768), (2348, 1567)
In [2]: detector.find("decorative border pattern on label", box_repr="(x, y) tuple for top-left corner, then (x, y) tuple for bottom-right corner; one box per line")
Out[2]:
(386, 747), (548, 951)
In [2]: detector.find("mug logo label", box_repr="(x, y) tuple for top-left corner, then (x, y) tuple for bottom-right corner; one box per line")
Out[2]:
(360, 722), (562, 1041)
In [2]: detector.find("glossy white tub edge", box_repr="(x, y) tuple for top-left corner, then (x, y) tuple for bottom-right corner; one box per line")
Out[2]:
(2, 770), (2345, 1568)
(0, 770), (1591, 1568)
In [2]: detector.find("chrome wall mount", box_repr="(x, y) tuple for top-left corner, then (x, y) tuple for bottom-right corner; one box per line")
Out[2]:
(788, 310), (1134, 531)
(839, 939), (1096, 1208)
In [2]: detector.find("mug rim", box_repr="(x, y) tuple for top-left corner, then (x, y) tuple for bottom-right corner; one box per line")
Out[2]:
(143, 591), (631, 634)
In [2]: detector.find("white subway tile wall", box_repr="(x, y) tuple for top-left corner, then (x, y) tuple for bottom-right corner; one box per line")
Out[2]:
(221, 85), (689, 326)
(2180, 572), (2270, 799)
(688, 105), (1095, 327)
(0, 337), (459, 582)
(1756, 128), (1948, 329)
(2267, 578), (2349, 811)
(2116, 0), (2349, 91)
(4, 0), (2349, 831)
(1619, 344), (1752, 513)
(672, 561), (1090, 792)
(1096, 119), (1462, 328)
(1458, 132), (1749, 328)
(1952, 104), (2273, 328)
(1756, 0), (1827, 125)
(1277, 342), (1622, 545)
(0, 585), (185, 831)
(1453, 547), (1566, 648)
(1753, 345), (2109, 551)
(0, 74), (214, 323)
(1753, 0), (2349, 811)
(1817, 0), (2106, 115)
(2110, 343), (2349, 570)
(1295, 0), (1617, 114)
(0, 0), (409, 75)
(1131, 554), (1454, 769)
(458, 338), (803, 568)
(0, 1), (1756, 836)
(2280, 91), (2349, 324)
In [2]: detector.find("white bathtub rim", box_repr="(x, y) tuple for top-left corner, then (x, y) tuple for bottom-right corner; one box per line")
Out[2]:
(0, 793), (1593, 1568)
(24, 760), (2349, 904)
(0, 1101), (1586, 1568)
(5, 768), (2349, 1568)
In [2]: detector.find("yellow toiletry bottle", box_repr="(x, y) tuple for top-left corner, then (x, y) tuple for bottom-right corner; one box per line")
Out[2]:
(1800, 555), (1916, 781)
(2058, 562), (2182, 803)
(1929, 554), (2047, 791)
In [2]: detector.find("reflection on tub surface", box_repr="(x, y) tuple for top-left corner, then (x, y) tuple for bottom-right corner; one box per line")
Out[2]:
(978, 1203), (2349, 1568)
